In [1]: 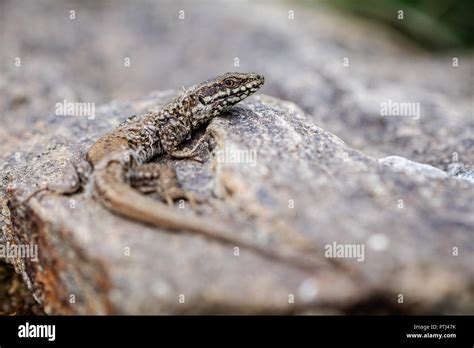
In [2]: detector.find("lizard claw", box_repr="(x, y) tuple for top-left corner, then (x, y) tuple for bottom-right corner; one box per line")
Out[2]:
(190, 155), (203, 163)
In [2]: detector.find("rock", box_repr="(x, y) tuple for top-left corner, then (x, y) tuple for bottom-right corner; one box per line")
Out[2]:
(3, 93), (474, 314)
(379, 156), (448, 179)
(2, 0), (472, 172)
(1, 0), (473, 315)
(446, 163), (474, 184)
(0, 260), (44, 315)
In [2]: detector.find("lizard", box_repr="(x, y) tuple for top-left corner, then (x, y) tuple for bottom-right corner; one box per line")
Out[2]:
(86, 72), (265, 234)
(12, 72), (338, 271)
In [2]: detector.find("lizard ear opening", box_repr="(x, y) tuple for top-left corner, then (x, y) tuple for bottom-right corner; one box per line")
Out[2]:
(198, 95), (207, 105)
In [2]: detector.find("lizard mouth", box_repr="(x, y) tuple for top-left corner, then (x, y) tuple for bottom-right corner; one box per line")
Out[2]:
(218, 75), (265, 104)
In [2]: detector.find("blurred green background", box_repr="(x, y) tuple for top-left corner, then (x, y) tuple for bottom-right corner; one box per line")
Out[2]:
(318, 0), (474, 50)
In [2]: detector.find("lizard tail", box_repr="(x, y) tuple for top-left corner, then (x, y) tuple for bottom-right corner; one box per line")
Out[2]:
(92, 162), (324, 271)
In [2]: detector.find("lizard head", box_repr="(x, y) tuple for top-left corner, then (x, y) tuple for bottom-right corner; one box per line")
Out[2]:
(187, 72), (265, 126)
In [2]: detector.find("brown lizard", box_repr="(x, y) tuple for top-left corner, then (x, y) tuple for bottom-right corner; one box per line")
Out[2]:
(85, 72), (265, 230)
(14, 72), (332, 270)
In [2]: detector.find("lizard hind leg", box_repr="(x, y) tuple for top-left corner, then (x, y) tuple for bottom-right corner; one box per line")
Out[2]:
(128, 163), (200, 209)
(11, 160), (91, 208)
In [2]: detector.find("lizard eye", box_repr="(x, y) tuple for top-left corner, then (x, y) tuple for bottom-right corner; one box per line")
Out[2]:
(224, 78), (236, 88)
(198, 95), (207, 105)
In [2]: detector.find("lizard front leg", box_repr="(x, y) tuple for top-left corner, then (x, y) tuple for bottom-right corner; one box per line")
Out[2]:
(158, 108), (208, 162)
(166, 135), (208, 162)
(128, 163), (199, 208)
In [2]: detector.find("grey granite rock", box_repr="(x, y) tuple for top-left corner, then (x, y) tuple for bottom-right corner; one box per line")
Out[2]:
(2, 93), (473, 314)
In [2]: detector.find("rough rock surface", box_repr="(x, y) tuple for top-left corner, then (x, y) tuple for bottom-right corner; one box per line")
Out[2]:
(1, 0), (473, 314)
(3, 92), (474, 314)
